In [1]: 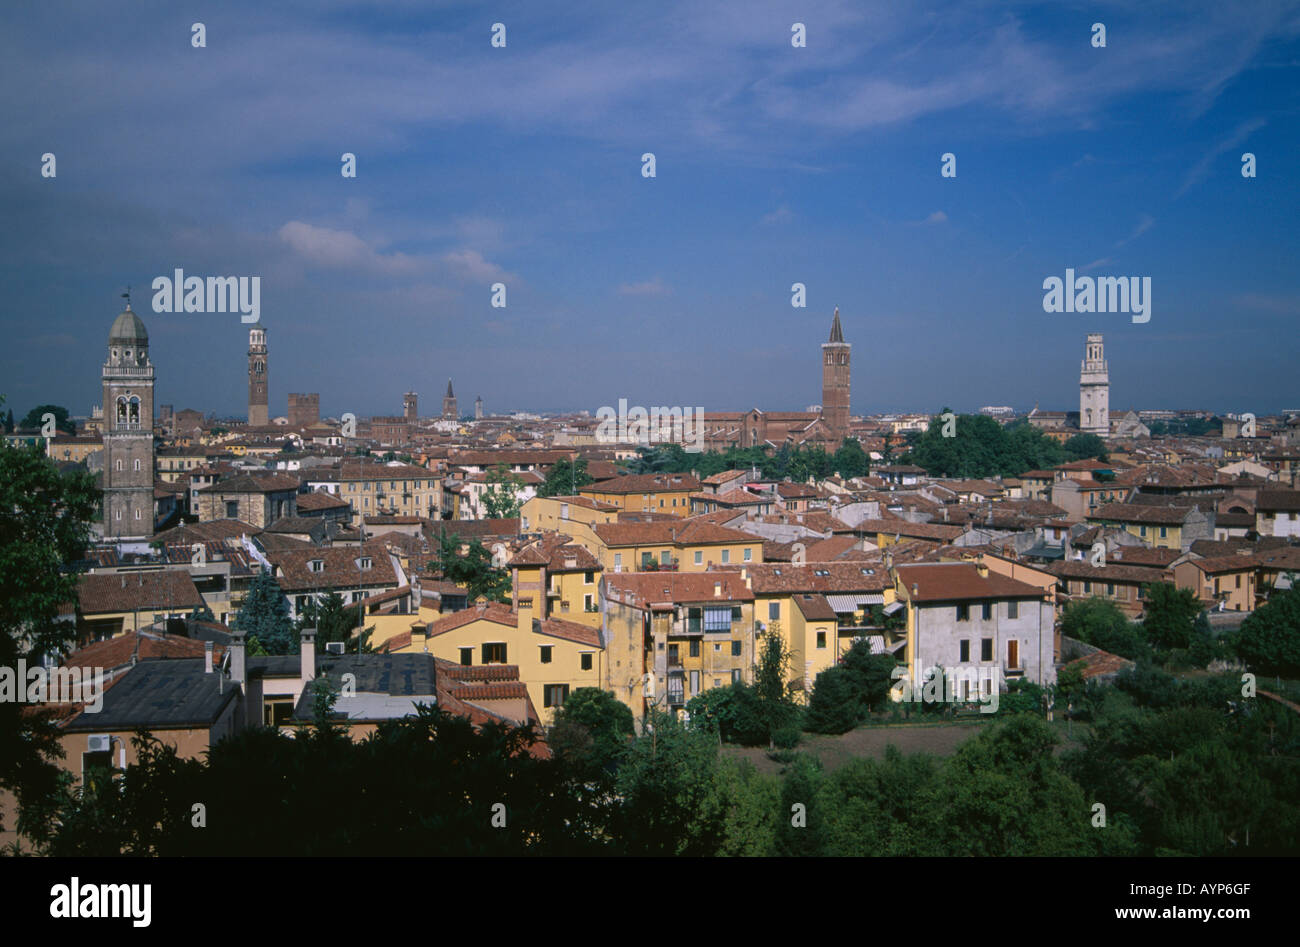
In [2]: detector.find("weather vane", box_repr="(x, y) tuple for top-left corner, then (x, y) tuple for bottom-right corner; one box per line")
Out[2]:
(122, 284), (132, 308)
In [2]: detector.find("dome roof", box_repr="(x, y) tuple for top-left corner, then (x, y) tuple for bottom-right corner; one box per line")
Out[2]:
(109, 306), (148, 344)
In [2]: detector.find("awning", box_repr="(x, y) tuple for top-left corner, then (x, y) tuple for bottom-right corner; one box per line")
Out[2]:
(882, 601), (905, 616)
(825, 593), (885, 612)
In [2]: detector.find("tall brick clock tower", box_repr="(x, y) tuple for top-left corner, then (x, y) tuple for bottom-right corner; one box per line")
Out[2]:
(248, 325), (268, 427)
(102, 297), (155, 540)
(821, 307), (851, 443)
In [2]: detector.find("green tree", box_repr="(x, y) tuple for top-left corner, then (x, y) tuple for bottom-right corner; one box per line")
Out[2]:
(1062, 433), (1108, 462)
(805, 667), (861, 734)
(537, 456), (595, 497)
(754, 629), (800, 745)
(1140, 582), (1201, 652)
(839, 640), (898, 712)
(481, 463), (524, 519)
(549, 687), (634, 774)
(433, 531), (510, 602)
(0, 434), (98, 844)
(1235, 586), (1300, 676)
(233, 570), (295, 655)
(832, 437), (869, 479)
(19, 404), (74, 435)
(296, 592), (375, 654)
(1060, 597), (1150, 661)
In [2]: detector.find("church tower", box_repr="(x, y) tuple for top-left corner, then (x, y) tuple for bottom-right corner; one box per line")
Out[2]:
(1079, 333), (1109, 436)
(442, 379), (458, 421)
(404, 391), (419, 420)
(102, 297), (155, 540)
(248, 326), (268, 426)
(821, 308), (851, 443)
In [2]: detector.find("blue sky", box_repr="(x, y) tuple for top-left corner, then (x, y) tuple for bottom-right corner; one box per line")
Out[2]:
(2, 0), (1298, 422)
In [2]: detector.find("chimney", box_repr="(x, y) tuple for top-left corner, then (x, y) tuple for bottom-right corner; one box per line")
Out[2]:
(411, 622), (428, 652)
(229, 628), (246, 686)
(204, 640), (214, 674)
(714, 581), (722, 598)
(300, 627), (316, 687)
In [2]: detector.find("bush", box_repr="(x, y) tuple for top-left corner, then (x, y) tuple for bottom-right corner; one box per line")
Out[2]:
(771, 726), (802, 749)
(685, 684), (769, 746)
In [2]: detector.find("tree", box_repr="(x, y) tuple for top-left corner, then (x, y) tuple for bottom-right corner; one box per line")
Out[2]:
(433, 531), (510, 602)
(537, 456), (594, 497)
(1062, 433), (1108, 462)
(233, 570), (295, 655)
(832, 437), (869, 479)
(549, 687), (633, 774)
(754, 630), (800, 745)
(1060, 597), (1150, 661)
(296, 592), (375, 654)
(1140, 582), (1201, 652)
(805, 667), (861, 734)
(838, 640), (898, 712)
(0, 433), (98, 843)
(1235, 586), (1300, 676)
(627, 444), (691, 474)
(2, 409), (13, 433)
(481, 463), (524, 519)
(19, 404), (75, 435)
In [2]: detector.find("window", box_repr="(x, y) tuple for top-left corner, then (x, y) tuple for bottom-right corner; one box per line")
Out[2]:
(1083, 581), (1091, 594)
(614, 553), (622, 571)
(661, 550), (671, 566)
(134, 510), (140, 520)
(769, 602), (780, 620)
(816, 631), (826, 649)
(689, 640), (700, 657)
(957, 603), (970, 622)
(585, 570), (594, 584)
(732, 669), (742, 684)
(1159, 527), (1168, 539)
(581, 652), (593, 671)
(308, 559), (324, 573)
(703, 606), (731, 632)
(539, 645), (552, 664)
(743, 547), (752, 562)
(731, 640), (741, 657)
(668, 644), (679, 664)
(641, 552), (653, 568)
(459, 647), (473, 666)
(358, 557), (372, 570)
(981, 638), (993, 661)
(544, 684), (570, 708)
(482, 642), (507, 664)
(721, 549), (730, 564)
(960, 640), (970, 662)
(1235, 574), (1242, 589)
(694, 550), (703, 565)
(981, 602), (992, 621)
(584, 594), (593, 610)
(1139, 526), (1147, 537)
(1106, 583), (1115, 596)
(133, 459), (141, 472)
(1137, 585), (1145, 600)
(226, 501), (239, 518)
(1007, 601), (1018, 619)
(1007, 639), (1020, 670)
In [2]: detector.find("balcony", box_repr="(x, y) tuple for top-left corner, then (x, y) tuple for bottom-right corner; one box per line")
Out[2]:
(670, 618), (703, 637)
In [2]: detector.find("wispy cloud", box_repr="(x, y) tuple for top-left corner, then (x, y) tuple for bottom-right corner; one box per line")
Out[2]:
(1116, 214), (1155, 247)
(618, 277), (671, 297)
(761, 204), (793, 225)
(1177, 118), (1267, 197)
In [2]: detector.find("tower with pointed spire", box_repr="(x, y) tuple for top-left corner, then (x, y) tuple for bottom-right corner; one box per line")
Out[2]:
(442, 379), (458, 421)
(102, 294), (155, 540)
(821, 307), (851, 443)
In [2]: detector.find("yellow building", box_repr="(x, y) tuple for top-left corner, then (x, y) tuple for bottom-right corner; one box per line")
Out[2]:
(399, 600), (604, 725)
(341, 460), (440, 518)
(580, 472), (700, 518)
(601, 572), (756, 723)
(719, 562), (898, 699)
(562, 518), (763, 574)
(520, 494), (620, 532)
(509, 534), (604, 628)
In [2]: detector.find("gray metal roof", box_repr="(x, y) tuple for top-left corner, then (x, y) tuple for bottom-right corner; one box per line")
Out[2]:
(65, 658), (238, 732)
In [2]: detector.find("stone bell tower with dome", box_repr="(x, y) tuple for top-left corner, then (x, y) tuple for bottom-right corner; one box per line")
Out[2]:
(102, 295), (155, 540)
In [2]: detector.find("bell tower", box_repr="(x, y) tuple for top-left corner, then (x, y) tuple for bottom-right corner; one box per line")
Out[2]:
(248, 326), (268, 426)
(102, 295), (155, 540)
(821, 307), (851, 443)
(1079, 333), (1109, 436)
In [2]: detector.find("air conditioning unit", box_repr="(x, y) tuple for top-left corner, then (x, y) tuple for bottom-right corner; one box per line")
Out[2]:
(325, 641), (345, 655)
(87, 735), (111, 753)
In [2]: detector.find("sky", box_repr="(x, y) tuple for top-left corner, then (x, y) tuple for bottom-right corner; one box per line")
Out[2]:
(2, 0), (1299, 422)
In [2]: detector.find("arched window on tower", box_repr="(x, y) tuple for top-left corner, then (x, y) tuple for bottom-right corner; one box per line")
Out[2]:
(115, 459), (122, 471)
(117, 397), (128, 422)
(128, 397), (140, 425)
